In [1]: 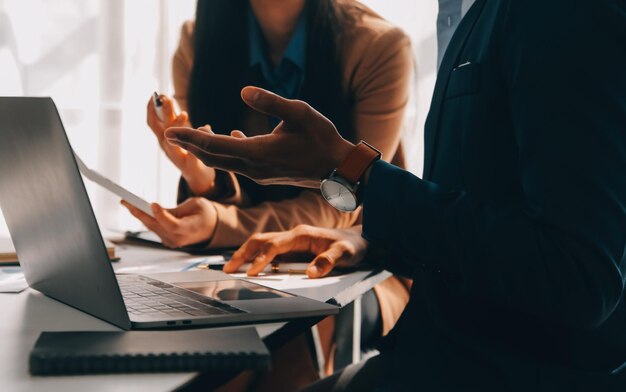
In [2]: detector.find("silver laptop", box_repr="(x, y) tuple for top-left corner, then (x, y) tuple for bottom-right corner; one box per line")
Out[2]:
(0, 97), (338, 329)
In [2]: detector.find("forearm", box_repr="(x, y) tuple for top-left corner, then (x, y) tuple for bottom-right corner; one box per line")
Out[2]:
(177, 171), (244, 205)
(207, 191), (361, 249)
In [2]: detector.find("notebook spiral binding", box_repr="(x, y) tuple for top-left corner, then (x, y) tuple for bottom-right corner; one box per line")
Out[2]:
(30, 352), (270, 375)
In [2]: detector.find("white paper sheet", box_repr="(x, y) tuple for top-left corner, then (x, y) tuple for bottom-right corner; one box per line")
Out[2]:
(229, 270), (373, 292)
(74, 153), (154, 217)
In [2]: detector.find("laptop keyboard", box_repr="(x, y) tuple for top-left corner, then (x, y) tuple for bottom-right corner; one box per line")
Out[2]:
(117, 275), (244, 318)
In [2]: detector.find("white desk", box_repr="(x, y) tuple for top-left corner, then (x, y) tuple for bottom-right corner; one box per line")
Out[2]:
(0, 241), (390, 392)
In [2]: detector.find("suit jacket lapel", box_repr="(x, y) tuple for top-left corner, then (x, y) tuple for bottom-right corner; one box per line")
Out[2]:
(423, 0), (487, 180)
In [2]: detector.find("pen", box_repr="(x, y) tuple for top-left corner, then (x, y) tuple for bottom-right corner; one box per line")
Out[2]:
(152, 91), (164, 122)
(198, 262), (308, 275)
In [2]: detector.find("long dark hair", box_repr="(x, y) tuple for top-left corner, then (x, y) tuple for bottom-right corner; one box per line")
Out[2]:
(188, 0), (355, 139)
(188, 0), (356, 203)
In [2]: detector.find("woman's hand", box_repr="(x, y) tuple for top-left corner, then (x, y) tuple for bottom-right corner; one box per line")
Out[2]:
(165, 87), (355, 188)
(121, 197), (218, 249)
(224, 225), (368, 278)
(147, 94), (217, 195)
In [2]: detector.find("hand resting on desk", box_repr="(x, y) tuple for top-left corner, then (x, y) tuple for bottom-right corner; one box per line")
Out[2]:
(224, 225), (368, 279)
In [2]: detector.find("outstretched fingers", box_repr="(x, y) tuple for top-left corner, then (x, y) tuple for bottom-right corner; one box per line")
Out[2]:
(165, 127), (259, 160)
(166, 135), (249, 173)
(241, 86), (311, 124)
(225, 231), (310, 276)
(306, 242), (349, 279)
(151, 204), (181, 233)
(224, 233), (276, 274)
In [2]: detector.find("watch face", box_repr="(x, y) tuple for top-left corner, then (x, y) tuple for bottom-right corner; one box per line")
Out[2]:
(320, 179), (357, 212)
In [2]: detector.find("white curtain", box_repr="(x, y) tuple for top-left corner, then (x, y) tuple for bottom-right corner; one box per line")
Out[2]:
(0, 0), (196, 235)
(0, 0), (438, 236)
(361, 0), (438, 177)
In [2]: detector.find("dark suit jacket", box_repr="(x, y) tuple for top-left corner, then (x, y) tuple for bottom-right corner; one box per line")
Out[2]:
(362, 0), (626, 390)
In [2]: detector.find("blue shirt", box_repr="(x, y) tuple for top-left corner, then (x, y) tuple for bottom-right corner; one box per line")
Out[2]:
(437, 0), (476, 68)
(248, 9), (307, 101)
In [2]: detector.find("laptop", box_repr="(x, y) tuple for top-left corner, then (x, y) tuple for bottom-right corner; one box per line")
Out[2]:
(0, 97), (338, 330)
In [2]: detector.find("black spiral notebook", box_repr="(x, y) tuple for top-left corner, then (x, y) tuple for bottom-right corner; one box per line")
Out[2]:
(29, 328), (270, 376)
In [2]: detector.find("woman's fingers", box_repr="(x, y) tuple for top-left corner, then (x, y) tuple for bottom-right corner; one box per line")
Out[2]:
(121, 200), (176, 247)
(147, 95), (191, 167)
(225, 226), (367, 278)
(167, 197), (202, 217)
(225, 231), (312, 275)
(306, 242), (349, 279)
(151, 204), (181, 233)
(245, 233), (301, 276)
(165, 127), (261, 160)
(146, 97), (165, 141)
(172, 111), (189, 127)
(121, 200), (156, 227)
(198, 125), (213, 134)
(159, 95), (177, 122)
(231, 130), (247, 139)
(241, 86), (312, 124)
(224, 233), (275, 273)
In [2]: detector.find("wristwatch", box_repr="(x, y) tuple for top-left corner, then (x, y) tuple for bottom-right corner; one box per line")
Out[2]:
(320, 141), (381, 212)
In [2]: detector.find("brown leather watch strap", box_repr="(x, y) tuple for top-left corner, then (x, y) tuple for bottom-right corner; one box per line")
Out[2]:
(336, 141), (381, 184)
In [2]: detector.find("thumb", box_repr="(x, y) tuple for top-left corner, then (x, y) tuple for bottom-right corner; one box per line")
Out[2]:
(173, 111), (189, 126)
(160, 96), (177, 122)
(231, 130), (247, 139)
(198, 124), (213, 133)
(151, 203), (180, 232)
(166, 198), (203, 218)
(306, 243), (346, 279)
(241, 86), (311, 125)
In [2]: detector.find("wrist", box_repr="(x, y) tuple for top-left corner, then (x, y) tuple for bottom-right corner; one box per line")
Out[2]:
(204, 201), (219, 243)
(183, 166), (218, 196)
(184, 175), (215, 196)
(320, 141), (381, 212)
(362, 165), (373, 187)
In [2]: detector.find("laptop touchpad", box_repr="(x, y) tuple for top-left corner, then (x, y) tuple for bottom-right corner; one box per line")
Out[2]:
(174, 280), (293, 301)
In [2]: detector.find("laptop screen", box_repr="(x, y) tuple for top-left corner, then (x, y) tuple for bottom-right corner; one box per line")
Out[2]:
(0, 97), (131, 329)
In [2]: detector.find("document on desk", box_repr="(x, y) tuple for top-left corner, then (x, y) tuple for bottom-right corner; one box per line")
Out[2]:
(114, 256), (227, 275)
(231, 271), (374, 292)
(0, 267), (27, 293)
(74, 153), (154, 217)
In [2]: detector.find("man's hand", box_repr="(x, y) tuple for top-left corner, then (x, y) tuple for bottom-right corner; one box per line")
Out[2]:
(121, 197), (218, 249)
(147, 94), (217, 195)
(164, 87), (355, 188)
(224, 225), (368, 278)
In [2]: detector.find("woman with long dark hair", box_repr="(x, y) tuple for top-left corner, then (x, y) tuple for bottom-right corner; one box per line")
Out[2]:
(124, 0), (413, 386)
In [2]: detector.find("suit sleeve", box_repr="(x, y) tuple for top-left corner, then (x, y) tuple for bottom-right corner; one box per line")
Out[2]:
(363, 0), (626, 330)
